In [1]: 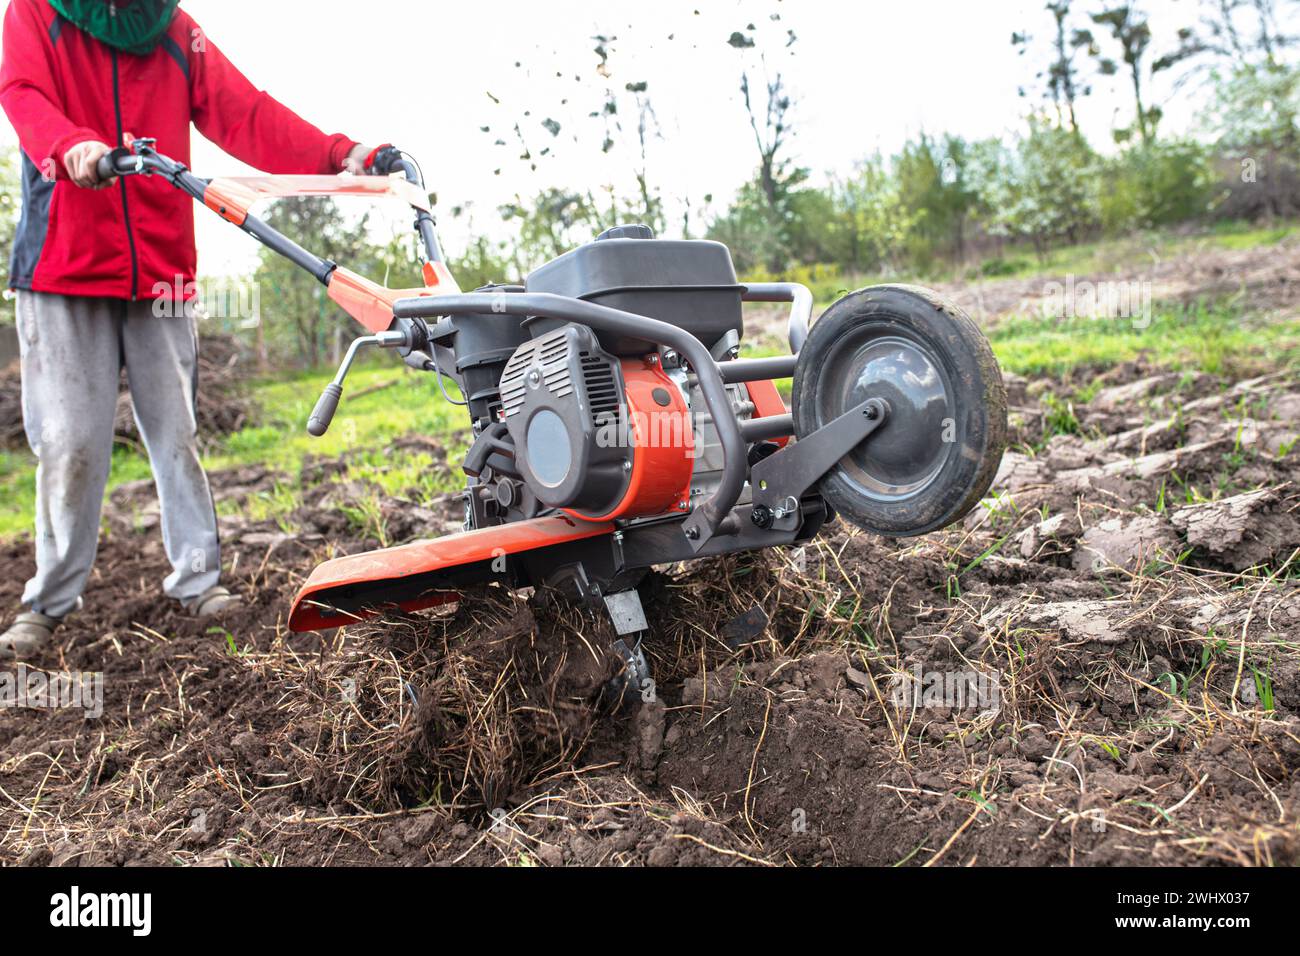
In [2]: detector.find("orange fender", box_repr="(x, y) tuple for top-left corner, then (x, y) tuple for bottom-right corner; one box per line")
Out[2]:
(288, 513), (613, 632)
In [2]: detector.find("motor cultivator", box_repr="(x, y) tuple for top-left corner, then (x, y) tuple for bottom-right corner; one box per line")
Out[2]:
(101, 139), (1007, 689)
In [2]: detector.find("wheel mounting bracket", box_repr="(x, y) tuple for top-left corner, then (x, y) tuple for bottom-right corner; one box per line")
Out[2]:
(750, 397), (890, 532)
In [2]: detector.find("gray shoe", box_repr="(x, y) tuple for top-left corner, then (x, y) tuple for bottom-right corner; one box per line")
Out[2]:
(0, 611), (62, 661)
(186, 585), (241, 618)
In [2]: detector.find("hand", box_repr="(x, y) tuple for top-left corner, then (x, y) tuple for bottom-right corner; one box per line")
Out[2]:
(342, 143), (373, 175)
(63, 140), (115, 189)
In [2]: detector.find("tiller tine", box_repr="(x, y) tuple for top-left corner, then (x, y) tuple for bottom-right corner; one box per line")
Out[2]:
(288, 514), (614, 632)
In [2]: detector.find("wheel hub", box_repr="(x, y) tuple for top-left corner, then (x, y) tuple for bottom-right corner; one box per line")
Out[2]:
(819, 330), (955, 500)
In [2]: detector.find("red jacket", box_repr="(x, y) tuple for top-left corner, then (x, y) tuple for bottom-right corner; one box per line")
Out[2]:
(0, 0), (358, 300)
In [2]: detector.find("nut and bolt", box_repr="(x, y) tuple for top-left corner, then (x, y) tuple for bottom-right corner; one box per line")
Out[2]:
(751, 504), (774, 529)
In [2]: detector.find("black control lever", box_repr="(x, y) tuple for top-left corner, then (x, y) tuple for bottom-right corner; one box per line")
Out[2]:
(462, 421), (515, 477)
(306, 329), (408, 436)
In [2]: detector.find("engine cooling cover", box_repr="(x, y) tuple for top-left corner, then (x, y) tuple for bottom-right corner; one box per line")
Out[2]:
(500, 325), (631, 514)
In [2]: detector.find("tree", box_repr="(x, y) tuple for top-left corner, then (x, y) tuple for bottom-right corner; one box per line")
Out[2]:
(498, 187), (604, 267)
(1146, 0), (1296, 101)
(825, 154), (916, 274)
(253, 198), (393, 367)
(740, 69), (793, 221)
(705, 176), (793, 274)
(983, 120), (1101, 255)
(1205, 61), (1300, 152)
(890, 133), (989, 266)
(729, 12), (803, 271)
(1090, 4), (1161, 144)
(1012, 1), (1095, 133)
(447, 233), (519, 291)
(1186, 0), (1296, 71)
(1098, 139), (1216, 231)
(1202, 62), (1300, 217)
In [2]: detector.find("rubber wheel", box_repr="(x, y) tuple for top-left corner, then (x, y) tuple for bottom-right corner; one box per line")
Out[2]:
(791, 284), (1007, 537)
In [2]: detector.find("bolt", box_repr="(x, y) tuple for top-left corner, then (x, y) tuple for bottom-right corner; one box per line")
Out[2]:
(751, 504), (774, 529)
(864, 403), (879, 420)
(685, 526), (700, 540)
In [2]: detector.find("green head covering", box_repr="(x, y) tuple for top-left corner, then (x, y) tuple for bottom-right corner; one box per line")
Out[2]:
(49, 0), (181, 56)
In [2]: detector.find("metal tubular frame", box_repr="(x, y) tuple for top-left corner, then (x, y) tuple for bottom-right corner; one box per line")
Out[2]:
(739, 413), (794, 443)
(394, 157), (444, 264)
(741, 282), (812, 353)
(715, 354), (798, 384)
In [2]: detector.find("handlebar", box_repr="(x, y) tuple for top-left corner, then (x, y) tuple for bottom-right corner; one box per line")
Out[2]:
(366, 145), (444, 262)
(90, 136), (441, 268)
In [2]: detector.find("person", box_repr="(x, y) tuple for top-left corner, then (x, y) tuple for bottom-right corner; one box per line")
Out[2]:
(0, 0), (377, 658)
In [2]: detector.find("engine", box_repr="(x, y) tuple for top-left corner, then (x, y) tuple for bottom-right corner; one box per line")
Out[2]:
(462, 225), (763, 530)
(499, 324), (696, 522)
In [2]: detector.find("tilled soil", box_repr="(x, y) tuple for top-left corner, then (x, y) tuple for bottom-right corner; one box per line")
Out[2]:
(936, 232), (1300, 325)
(744, 233), (1300, 350)
(2, 364), (1299, 866)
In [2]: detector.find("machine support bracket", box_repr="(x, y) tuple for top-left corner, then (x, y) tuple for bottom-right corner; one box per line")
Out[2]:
(749, 397), (889, 532)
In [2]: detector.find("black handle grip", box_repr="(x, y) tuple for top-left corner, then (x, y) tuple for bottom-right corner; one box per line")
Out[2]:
(366, 145), (403, 175)
(95, 147), (133, 182)
(306, 383), (343, 437)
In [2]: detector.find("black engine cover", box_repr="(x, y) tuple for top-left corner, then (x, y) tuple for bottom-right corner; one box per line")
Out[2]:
(499, 324), (630, 513)
(523, 227), (743, 356)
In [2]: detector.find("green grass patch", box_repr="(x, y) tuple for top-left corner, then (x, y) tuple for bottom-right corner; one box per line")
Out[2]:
(1201, 220), (1295, 249)
(0, 360), (471, 542)
(957, 220), (1294, 285)
(207, 362), (468, 475)
(0, 444), (156, 540)
(987, 300), (1300, 378)
(781, 219), (1296, 297)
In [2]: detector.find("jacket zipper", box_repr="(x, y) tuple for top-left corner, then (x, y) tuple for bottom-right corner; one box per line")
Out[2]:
(111, 49), (140, 300)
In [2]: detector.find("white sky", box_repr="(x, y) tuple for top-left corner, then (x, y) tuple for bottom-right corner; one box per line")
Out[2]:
(2, 0), (1291, 276)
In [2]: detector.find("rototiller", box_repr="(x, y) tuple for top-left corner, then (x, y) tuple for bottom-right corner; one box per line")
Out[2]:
(101, 139), (1007, 682)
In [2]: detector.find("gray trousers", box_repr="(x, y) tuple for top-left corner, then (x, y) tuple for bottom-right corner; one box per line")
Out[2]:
(16, 291), (220, 617)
